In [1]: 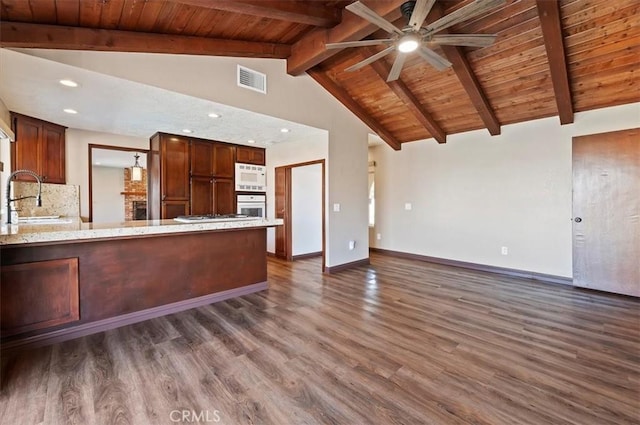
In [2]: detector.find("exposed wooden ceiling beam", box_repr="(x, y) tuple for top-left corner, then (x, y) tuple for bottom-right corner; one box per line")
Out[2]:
(0, 22), (290, 58)
(536, 0), (574, 124)
(287, 0), (406, 76)
(440, 44), (501, 135)
(430, 4), (500, 135)
(363, 48), (446, 144)
(170, 0), (341, 27)
(308, 68), (402, 150)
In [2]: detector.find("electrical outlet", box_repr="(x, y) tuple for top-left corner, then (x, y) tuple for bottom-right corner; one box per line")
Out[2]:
(501, 246), (509, 255)
(333, 203), (340, 212)
(404, 203), (412, 210)
(376, 233), (381, 240)
(348, 240), (356, 250)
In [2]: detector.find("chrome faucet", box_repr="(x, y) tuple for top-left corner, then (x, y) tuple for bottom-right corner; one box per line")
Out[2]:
(5, 169), (43, 224)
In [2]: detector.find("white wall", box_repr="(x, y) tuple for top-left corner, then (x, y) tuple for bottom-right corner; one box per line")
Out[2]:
(266, 134), (327, 254)
(292, 163), (323, 256)
(65, 128), (148, 220)
(91, 166), (125, 223)
(21, 50), (371, 268)
(370, 103), (640, 278)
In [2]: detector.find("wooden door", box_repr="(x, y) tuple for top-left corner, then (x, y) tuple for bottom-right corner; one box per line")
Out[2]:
(41, 124), (66, 183)
(190, 140), (214, 177)
(274, 166), (291, 259)
(213, 179), (235, 214)
(161, 136), (190, 201)
(573, 128), (639, 297)
(213, 144), (235, 178)
(190, 176), (213, 215)
(12, 115), (41, 181)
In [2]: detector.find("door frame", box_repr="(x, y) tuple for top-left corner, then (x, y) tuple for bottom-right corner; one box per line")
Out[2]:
(275, 159), (326, 271)
(88, 144), (149, 223)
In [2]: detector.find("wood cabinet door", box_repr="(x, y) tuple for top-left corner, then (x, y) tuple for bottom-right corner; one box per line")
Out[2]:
(162, 200), (189, 219)
(190, 176), (214, 215)
(214, 178), (235, 214)
(236, 146), (265, 165)
(12, 115), (41, 181)
(161, 136), (190, 200)
(1, 258), (79, 336)
(41, 124), (66, 183)
(213, 144), (235, 178)
(190, 140), (214, 177)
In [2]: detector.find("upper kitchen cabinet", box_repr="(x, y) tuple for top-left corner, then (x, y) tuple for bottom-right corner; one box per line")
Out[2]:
(213, 144), (235, 178)
(148, 133), (190, 219)
(10, 112), (66, 184)
(236, 146), (265, 166)
(190, 140), (235, 178)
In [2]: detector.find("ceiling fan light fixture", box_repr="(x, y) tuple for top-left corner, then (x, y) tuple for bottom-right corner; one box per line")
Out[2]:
(398, 34), (419, 53)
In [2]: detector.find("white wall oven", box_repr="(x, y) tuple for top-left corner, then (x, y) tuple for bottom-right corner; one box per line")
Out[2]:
(235, 163), (266, 192)
(237, 194), (266, 218)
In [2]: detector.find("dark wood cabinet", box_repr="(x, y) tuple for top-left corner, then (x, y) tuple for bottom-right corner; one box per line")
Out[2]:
(1, 258), (79, 336)
(214, 178), (235, 214)
(10, 112), (66, 184)
(236, 146), (266, 165)
(190, 176), (214, 215)
(189, 141), (235, 215)
(150, 133), (241, 218)
(213, 144), (236, 177)
(149, 133), (190, 219)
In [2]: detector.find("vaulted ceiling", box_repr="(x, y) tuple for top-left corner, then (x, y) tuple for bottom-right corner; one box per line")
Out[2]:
(1, 0), (638, 150)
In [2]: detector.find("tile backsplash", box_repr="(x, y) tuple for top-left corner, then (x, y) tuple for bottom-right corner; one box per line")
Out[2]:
(12, 182), (80, 217)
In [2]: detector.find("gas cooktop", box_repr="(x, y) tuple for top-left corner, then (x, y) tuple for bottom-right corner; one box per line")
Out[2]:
(173, 214), (260, 223)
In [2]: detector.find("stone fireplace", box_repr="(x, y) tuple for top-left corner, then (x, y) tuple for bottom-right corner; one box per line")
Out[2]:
(123, 168), (147, 221)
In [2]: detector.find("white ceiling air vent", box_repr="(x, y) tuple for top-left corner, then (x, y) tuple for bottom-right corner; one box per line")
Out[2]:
(237, 65), (267, 94)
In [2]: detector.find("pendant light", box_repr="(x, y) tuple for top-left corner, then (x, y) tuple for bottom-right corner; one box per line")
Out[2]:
(131, 153), (143, 181)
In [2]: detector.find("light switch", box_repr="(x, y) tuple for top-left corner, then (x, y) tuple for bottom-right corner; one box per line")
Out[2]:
(404, 203), (412, 211)
(333, 203), (341, 212)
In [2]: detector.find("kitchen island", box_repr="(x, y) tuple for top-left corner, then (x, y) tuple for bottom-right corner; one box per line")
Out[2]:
(0, 217), (281, 351)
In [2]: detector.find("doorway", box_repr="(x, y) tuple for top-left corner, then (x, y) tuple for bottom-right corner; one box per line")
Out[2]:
(88, 144), (149, 223)
(572, 128), (639, 296)
(274, 160), (325, 270)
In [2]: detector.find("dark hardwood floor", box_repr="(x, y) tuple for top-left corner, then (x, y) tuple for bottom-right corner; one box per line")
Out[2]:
(1, 253), (638, 424)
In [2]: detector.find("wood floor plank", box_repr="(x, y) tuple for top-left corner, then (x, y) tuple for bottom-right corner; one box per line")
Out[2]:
(1, 253), (638, 424)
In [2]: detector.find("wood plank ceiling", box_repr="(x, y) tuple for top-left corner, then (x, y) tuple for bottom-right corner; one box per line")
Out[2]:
(1, 0), (638, 150)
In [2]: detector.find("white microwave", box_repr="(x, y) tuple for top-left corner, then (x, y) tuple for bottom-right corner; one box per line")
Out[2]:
(235, 163), (266, 192)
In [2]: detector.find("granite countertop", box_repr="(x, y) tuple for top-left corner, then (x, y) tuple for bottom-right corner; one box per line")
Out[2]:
(0, 217), (283, 246)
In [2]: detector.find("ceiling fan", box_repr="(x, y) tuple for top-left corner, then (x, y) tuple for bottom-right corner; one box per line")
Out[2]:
(326, 0), (505, 81)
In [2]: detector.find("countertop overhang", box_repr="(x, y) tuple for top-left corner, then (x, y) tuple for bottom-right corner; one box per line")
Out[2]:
(0, 217), (283, 246)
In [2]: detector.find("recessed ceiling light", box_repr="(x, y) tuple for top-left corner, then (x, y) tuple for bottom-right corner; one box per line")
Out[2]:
(247, 139), (256, 144)
(182, 129), (193, 133)
(208, 113), (220, 118)
(280, 128), (290, 133)
(63, 108), (78, 114)
(59, 79), (79, 87)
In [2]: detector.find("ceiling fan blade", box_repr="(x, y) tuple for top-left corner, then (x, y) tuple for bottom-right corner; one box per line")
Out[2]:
(345, 46), (396, 72)
(424, 0), (505, 35)
(387, 53), (407, 82)
(346, 1), (404, 36)
(409, 0), (437, 30)
(326, 39), (394, 49)
(430, 34), (497, 47)
(417, 46), (452, 71)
